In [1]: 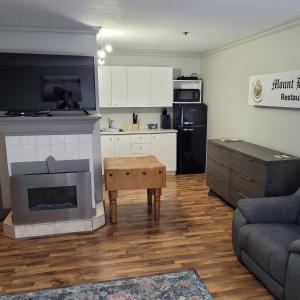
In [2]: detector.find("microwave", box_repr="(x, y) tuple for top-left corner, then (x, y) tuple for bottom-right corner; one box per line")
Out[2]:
(174, 89), (200, 102)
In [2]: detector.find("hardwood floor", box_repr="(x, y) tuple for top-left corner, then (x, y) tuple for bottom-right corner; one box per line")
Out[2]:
(0, 174), (274, 299)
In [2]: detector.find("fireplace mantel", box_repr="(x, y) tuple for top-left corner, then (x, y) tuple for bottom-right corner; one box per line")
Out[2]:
(0, 114), (101, 135)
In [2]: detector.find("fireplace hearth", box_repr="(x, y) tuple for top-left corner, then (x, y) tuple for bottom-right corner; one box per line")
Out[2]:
(11, 156), (95, 225)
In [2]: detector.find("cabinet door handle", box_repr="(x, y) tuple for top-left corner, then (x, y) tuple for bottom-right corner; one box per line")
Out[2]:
(241, 155), (253, 161)
(238, 192), (248, 199)
(237, 173), (252, 182)
(184, 122), (194, 125)
(213, 160), (226, 168)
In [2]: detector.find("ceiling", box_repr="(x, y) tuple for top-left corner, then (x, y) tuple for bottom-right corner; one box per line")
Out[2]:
(1, 0), (300, 55)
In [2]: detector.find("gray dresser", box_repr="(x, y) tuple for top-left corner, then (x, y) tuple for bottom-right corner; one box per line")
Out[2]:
(206, 139), (300, 207)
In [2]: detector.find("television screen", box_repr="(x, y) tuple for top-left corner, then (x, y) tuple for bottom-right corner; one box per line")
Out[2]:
(0, 53), (96, 112)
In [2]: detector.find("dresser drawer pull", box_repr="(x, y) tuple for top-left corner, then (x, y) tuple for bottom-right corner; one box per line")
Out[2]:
(240, 155), (253, 161)
(238, 192), (248, 199)
(213, 160), (226, 168)
(237, 173), (252, 182)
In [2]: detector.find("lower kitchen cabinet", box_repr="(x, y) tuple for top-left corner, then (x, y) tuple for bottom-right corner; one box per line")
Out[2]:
(101, 132), (176, 173)
(150, 133), (176, 172)
(114, 135), (131, 157)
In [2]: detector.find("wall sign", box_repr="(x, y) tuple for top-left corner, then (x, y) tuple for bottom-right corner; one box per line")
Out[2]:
(248, 70), (300, 108)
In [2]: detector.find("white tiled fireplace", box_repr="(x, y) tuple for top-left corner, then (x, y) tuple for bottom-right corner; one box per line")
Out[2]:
(5, 133), (95, 207)
(0, 115), (105, 238)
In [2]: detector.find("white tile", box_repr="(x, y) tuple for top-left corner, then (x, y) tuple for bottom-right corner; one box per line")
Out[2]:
(6, 145), (22, 163)
(79, 143), (93, 159)
(36, 145), (52, 161)
(36, 135), (51, 145)
(51, 144), (66, 160)
(21, 145), (37, 161)
(20, 136), (36, 145)
(22, 223), (56, 237)
(79, 134), (92, 144)
(65, 135), (79, 144)
(55, 220), (92, 234)
(5, 136), (20, 146)
(65, 143), (80, 160)
(51, 135), (65, 144)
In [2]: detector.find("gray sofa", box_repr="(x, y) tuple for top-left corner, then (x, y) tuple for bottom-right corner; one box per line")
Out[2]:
(232, 189), (300, 300)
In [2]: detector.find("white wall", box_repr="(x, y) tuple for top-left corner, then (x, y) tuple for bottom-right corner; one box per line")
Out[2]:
(201, 24), (300, 156)
(101, 54), (201, 128)
(0, 30), (97, 56)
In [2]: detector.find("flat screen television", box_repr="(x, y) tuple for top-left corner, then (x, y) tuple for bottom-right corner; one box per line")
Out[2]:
(0, 53), (96, 113)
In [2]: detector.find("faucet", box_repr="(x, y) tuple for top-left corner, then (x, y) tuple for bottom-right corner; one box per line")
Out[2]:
(108, 118), (114, 129)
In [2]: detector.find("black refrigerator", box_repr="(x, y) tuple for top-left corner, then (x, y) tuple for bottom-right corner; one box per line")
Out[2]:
(173, 103), (207, 174)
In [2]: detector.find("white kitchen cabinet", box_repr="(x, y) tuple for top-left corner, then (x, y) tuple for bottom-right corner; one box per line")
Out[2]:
(127, 67), (151, 107)
(111, 66), (127, 107)
(151, 133), (177, 172)
(150, 67), (173, 107)
(101, 132), (177, 173)
(114, 135), (131, 157)
(101, 135), (114, 159)
(98, 66), (112, 108)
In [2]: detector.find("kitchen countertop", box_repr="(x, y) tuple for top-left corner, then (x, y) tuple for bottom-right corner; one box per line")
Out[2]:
(100, 128), (177, 135)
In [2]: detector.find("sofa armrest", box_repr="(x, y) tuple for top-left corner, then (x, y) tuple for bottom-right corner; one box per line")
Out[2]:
(238, 192), (300, 224)
(232, 208), (248, 259)
(289, 239), (300, 253)
(285, 252), (300, 300)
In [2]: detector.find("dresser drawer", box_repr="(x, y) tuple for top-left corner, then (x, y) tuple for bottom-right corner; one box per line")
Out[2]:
(231, 152), (266, 183)
(207, 172), (229, 200)
(131, 134), (151, 144)
(206, 158), (230, 182)
(207, 142), (231, 167)
(131, 143), (151, 154)
(230, 170), (265, 198)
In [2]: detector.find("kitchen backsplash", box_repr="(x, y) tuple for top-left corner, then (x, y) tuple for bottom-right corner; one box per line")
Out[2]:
(100, 107), (173, 130)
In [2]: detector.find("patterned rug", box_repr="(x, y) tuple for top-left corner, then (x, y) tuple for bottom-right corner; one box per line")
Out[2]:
(0, 269), (213, 300)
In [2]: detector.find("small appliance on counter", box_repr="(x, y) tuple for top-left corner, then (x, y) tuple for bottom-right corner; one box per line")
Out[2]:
(147, 122), (158, 129)
(160, 108), (171, 129)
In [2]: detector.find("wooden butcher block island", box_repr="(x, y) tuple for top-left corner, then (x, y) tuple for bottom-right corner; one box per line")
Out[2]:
(104, 155), (166, 223)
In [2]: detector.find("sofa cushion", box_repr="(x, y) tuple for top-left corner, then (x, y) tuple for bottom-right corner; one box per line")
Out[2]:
(239, 224), (300, 285)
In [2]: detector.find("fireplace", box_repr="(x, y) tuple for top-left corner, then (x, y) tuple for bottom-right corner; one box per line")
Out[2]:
(11, 157), (95, 225)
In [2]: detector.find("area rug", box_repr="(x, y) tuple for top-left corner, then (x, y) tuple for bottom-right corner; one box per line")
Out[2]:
(0, 269), (213, 300)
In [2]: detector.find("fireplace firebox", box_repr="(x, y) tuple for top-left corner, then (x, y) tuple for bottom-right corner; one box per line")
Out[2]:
(11, 157), (95, 225)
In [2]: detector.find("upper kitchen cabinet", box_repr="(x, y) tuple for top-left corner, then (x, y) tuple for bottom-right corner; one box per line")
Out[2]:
(127, 67), (151, 107)
(98, 66), (112, 108)
(99, 66), (173, 108)
(150, 67), (173, 107)
(111, 66), (127, 107)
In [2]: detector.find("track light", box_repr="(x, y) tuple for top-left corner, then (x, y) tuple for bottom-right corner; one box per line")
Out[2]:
(97, 49), (106, 59)
(105, 44), (113, 53)
(98, 58), (105, 65)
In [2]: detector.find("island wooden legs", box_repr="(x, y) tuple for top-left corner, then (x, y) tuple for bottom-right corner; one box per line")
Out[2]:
(108, 188), (161, 224)
(147, 189), (153, 207)
(108, 191), (118, 224)
(153, 188), (161, 221)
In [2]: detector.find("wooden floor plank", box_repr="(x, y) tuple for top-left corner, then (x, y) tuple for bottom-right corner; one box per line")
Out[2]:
(0, 174), (274, 299)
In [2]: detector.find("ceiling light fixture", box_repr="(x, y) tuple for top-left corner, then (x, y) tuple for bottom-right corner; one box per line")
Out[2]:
(98, 58), (105, 66)
(97, 49), (106, 59)
(96, 27), (113, 66)
(105, 44), (113, 53)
